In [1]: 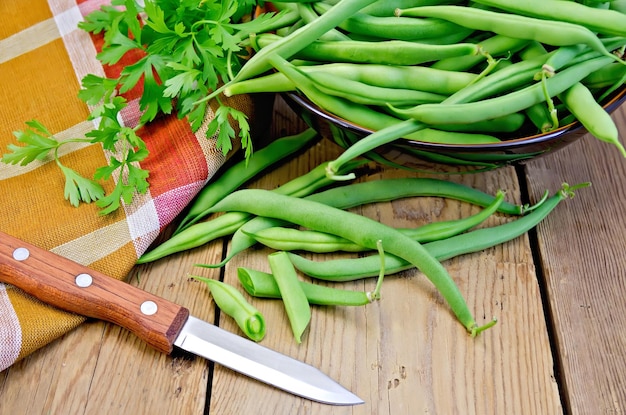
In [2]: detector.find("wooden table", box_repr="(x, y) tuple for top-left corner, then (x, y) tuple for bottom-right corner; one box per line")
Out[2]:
(2, 96), (625, 415)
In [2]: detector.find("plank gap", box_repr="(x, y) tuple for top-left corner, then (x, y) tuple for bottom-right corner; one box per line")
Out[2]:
(518, 163), (569, 415)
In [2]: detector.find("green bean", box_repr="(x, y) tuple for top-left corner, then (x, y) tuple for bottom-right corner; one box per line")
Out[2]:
(305, 178), (526, 214)
(559, 82), (626, 157)
(305, 71), (448, 106)
(396, 6), (623, 63)
(267, 251), (311, 343)
(176, 128), (320, 233)
(610, 0), (626, 13)
(345, 0), (465, 17)
(243, 190), (505, 253)
(525, 103), (555, 133)
(519, 41), (549, 61)
(405, 129), (503, 144)
(300, 64), (477, 95)
(434, 113), (526, 134)
(390, 56), (614, 125)
(287, 183), (587, 281)
(138, 212), (252, 264)
(202, 178), (522, 267)
(473, 0), (626, 37)
(191, 276), (266, 342)
(208, 189), (495, 335)
(581, 62), (626, 89)
(296, 2), (350, 41)
(137, 160), (365, 264)
(254, 33), (479, 66)
(432, 34), (529, 72)
(314, 1), (465, 41)
(225, 63), (478, 97)
(237, 268), (376, 306)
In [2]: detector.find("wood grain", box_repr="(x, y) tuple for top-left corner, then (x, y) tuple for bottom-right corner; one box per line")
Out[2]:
(1, 97), (566, 415)
(207, 98), (562, 414)
(524, 104), (626, 415)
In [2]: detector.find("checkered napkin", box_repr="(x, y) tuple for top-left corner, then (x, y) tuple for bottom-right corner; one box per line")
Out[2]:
(0, 0), (261, 371)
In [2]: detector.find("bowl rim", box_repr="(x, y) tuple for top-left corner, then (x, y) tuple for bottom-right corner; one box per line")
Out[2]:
(285, 84), (626, 151)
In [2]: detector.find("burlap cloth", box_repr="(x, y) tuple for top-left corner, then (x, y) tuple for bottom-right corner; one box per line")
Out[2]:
(0, 0), (266, 371)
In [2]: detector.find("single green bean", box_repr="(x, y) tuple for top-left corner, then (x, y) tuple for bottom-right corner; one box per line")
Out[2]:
(518, 41), (549, 60)
(296, 2), (350, 41)
(208, 189), (494, 335)
(254, 33), (479, 66)
(138, 212), (252, 264)
(432, 34), (529, 72)
(314, 1), (465, 41)
(473, 0), (626, 37)
(191, 276), (266, 342)
(581, 62), (626, 89)
(560, 82), (626, 157)
(237, 268), (375, 306)
(305, 178), (525, 214)
(434, 113), (526, 134)
(176, 128), (320, 233)
(268, 251), (311, 343)
(349, 0), (466, 17)
(287, 183), (587, 281)
(610, 0), (626, 13)
(525, 103), (555, 133)
(306, 71), (448, 106)
(396, 6), (622, 63)
(399, 128), (501, 144)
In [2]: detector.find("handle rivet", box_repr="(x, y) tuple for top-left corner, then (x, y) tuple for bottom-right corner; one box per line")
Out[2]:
(140, 301), (158, 316)
(75, 273), (93, 288)
(13, 247), (30, 261)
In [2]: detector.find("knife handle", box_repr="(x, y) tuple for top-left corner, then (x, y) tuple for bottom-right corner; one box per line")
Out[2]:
(0, 231), (189, 354)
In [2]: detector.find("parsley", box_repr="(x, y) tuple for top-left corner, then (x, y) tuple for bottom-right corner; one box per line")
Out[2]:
(2, 0), (287, 213)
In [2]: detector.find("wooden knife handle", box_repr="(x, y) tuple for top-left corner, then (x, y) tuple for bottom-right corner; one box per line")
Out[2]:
(0, 231), (189, 354)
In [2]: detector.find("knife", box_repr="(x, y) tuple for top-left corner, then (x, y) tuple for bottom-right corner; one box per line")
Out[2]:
(0, 231), (363, 406)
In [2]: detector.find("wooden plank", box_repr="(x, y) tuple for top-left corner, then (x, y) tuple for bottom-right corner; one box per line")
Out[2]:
(208, 102), (563, 414)
(2, 97), (563, 414)
(523, 105), (626, 415)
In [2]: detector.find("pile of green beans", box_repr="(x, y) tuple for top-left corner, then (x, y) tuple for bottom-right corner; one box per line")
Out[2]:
(218, 182), (582, 342)
(139, 0), (609, 342)
(221, 0), (626, 178)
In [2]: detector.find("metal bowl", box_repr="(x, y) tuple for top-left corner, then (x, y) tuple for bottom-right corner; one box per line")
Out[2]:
(282, 86), (626, 171)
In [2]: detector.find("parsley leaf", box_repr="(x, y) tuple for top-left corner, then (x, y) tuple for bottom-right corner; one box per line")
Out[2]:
(1, 120), (58, 165)
(59, 164), (106, 207)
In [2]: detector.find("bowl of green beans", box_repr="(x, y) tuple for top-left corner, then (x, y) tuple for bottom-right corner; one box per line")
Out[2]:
(283, 84), (626, 170)
(248, 1), (626, 170)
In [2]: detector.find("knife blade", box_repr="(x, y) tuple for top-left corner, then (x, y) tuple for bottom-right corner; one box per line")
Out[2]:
(0, 231), (363, 406)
